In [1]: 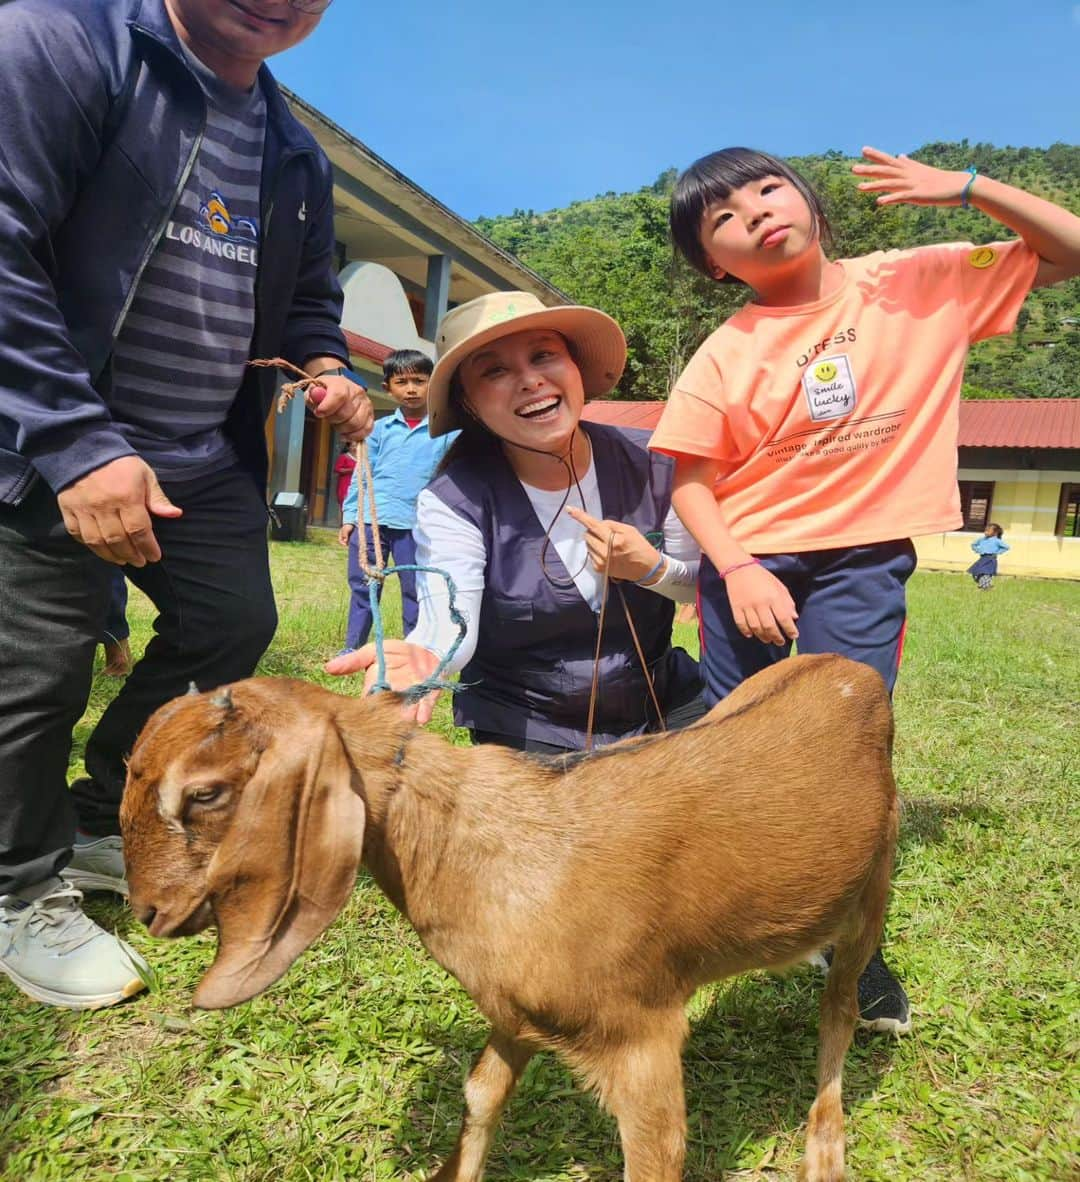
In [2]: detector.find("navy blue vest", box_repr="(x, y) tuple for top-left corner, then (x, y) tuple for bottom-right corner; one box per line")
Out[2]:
(430, 422), (701, 748)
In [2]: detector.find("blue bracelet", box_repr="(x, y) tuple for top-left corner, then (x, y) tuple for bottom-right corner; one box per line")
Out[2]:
(960, 166), (978, 210)
(634, 553), (666, 585)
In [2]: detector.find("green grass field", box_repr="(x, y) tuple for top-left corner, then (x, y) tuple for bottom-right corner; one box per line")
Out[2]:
(2, 536), (1077, 1181)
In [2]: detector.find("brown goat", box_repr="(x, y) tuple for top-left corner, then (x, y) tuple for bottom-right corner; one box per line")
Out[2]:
(120, 653), (898, 1182)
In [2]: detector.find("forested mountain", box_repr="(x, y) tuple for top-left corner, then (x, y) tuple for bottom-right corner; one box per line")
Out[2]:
(476, 142), (1080, 401)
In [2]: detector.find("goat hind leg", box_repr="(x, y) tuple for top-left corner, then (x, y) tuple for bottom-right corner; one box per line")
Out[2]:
(802, 846), (892, 1182)
(429, 1029), (534, 1182)
(801, 936), (859, 1182)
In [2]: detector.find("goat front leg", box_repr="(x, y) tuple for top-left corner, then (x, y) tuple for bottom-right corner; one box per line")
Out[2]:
(585, 1011), (689, 1182)
(429, 1029), (535, 1182)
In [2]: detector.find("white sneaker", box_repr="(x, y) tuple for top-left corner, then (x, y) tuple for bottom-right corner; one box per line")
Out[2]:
(0, 879), (148, 1010)
(62, 833), (128, 896)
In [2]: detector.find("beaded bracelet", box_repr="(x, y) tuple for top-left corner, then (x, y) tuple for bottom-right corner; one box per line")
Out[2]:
(960, 166), (978, 210)
(717, 557), (761, 579)
(634, 553), (666, 585)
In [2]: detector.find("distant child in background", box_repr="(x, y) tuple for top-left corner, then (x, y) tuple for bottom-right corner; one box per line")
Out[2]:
(968, 523), (1009, 589)
(338, 350), (457, 650)
(333, 442), (356, 520)
(652, 144), (1080, 1035)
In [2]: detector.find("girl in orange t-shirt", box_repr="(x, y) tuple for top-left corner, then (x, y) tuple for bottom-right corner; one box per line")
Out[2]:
(651, 145), (1080, 1035)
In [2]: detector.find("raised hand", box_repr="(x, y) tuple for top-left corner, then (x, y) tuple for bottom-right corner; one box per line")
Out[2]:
(852, 146), (972, 208)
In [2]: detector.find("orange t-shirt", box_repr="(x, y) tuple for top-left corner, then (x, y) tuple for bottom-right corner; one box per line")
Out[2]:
(650, 240), (1039, 553)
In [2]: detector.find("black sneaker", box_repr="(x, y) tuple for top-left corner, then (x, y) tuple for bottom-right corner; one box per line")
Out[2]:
(810, 946), (912, 1036)
(856, 949), (911, 1035)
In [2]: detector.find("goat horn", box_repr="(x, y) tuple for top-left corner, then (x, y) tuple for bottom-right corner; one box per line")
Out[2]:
(209, 687), (234, 711)
(187, 681), (200, 696)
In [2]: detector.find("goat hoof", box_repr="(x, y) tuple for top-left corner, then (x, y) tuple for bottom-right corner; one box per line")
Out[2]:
(799, 1145), (845, 1182)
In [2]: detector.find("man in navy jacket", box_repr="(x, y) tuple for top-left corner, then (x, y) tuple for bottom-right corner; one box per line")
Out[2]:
(0, 0), (372, 1009)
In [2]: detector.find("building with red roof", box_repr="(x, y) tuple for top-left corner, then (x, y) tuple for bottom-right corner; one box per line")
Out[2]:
(269, 89), (565, 527)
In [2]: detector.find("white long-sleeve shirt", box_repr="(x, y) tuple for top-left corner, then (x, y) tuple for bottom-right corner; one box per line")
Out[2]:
(406, 456), (700, 673)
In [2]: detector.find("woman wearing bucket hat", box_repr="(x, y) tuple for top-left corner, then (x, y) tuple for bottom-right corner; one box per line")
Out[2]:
(326, 292), (703, 752)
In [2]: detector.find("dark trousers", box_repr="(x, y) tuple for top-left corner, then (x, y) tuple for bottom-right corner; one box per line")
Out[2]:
(472, 691), (709, 755)
(698, 539), (918, 706)
(345, 524), (418, 649)
(0, 467), (277, 893)
(102, 567), (130, 643)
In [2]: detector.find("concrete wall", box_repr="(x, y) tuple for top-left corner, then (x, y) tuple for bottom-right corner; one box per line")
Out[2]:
(339, 261), (434, 358)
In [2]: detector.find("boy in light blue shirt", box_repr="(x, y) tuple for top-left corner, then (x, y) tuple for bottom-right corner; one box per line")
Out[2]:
(339, 350), (457, 648)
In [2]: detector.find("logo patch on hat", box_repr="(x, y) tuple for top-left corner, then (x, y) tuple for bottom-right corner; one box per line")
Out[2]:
(969, 247), (997, 269)
(488, 304), (519, 324)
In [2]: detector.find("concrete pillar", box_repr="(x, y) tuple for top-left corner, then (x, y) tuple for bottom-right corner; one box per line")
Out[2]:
(423, 253), (452, 341)
(270, 375), (306, 496)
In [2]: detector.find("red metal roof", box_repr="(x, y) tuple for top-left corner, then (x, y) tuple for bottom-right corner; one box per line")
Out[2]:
(955, 399), (1080, 448)
(582, 398), (1080, 449)
(581, 401), (664, 431)
(344, 329), (394, 365)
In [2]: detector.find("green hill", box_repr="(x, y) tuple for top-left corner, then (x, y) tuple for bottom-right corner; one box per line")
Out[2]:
(475, 142), (1080, 401)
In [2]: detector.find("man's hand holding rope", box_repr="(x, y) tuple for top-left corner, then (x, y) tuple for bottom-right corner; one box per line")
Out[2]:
(302, 355), (374, 442)
(250, 356), (374, 442)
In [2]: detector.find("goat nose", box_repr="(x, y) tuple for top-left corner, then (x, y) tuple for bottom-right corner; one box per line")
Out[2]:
(132, 902), (156, 928)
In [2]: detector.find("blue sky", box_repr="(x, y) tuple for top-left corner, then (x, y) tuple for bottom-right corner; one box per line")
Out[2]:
(273, 0), (1080, 221)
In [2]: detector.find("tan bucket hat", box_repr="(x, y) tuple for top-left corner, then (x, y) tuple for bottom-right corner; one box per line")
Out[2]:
(426, 291), (626, 437)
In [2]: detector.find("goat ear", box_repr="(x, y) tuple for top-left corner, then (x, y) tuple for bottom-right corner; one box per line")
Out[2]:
(192, 715), (365, 1009)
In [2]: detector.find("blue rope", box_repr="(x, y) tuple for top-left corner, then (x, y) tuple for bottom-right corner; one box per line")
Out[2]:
(362, 561), (467, 700)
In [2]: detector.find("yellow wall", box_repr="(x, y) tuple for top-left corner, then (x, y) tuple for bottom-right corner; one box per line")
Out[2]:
(914, 466), (1080, 580)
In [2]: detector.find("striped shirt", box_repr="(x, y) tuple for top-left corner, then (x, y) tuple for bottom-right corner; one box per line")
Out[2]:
(109, 45), (266, 481)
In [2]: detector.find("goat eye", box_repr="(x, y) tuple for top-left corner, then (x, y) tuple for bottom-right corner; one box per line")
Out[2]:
(187, 784), (226, 806)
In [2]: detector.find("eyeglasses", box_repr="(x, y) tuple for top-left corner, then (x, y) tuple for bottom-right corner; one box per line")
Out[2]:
(289, 0), (334, 13)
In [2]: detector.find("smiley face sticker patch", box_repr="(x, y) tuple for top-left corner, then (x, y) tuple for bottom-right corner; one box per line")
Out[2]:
(803, 354), (857, 421)
(969, 246), (997, 269)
